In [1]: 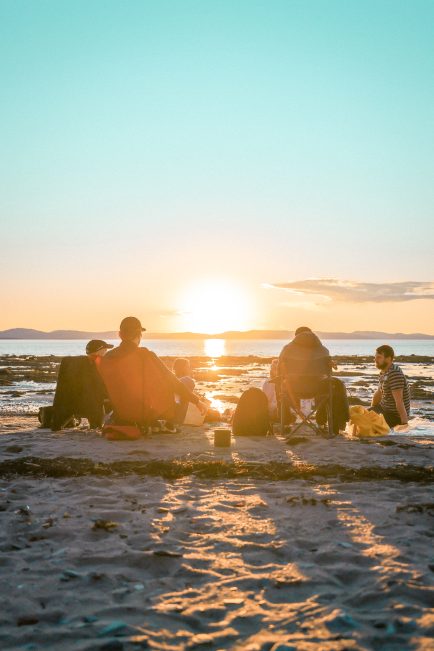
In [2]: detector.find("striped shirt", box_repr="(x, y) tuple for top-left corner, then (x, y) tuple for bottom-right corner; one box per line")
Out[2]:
(379, 363), (410, 416)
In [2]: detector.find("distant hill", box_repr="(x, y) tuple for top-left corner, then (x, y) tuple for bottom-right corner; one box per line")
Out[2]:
(1, 328), (433, 340)
(0, 328), (118, 340)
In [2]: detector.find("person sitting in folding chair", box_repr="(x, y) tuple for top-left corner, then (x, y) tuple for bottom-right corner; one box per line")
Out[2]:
(99, 317), (208, 437)
(278, 327), (349, 437)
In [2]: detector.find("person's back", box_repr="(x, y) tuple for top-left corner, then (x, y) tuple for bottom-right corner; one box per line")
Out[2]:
(100, 341), (175, 424)
(279, 326), (349, 434)
(279, 328), (331, 396)
(99, 317), (205, 427)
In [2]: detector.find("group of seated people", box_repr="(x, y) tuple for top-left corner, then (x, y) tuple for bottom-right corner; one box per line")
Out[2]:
(45, 317), (411, 436)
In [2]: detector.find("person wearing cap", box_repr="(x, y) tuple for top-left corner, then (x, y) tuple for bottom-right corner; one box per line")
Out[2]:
(99, 317), (207, 431)
(86, 339), (114, 359)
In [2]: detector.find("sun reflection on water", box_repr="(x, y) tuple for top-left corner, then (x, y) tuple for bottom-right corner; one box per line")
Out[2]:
(204, 338), (226, 359)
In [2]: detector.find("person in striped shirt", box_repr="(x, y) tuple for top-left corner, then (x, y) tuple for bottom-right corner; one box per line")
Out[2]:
(370, 345), (410, 427)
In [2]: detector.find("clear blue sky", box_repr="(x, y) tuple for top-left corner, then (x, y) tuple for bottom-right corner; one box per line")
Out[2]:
(1, 1), (433, 332)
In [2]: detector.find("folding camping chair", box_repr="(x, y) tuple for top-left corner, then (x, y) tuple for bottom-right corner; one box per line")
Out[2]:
(278, 370), (335, 438)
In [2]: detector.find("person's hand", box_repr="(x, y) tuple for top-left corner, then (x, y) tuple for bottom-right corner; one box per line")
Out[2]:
(197, 400), (208, 415)
(394, 423), (409, 432)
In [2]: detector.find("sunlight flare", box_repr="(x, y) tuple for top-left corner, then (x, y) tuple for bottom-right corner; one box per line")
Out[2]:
(179, 279), (251, 334)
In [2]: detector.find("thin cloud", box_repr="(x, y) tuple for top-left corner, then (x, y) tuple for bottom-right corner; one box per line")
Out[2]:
(267, 279), (434, 303)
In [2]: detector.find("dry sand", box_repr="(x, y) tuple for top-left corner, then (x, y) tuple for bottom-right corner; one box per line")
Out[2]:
(0, 419), (433, 650)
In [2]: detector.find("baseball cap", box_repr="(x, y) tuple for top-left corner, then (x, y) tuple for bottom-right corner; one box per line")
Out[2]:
(119, 316), (146, 339)
(86, 340), (114, 355)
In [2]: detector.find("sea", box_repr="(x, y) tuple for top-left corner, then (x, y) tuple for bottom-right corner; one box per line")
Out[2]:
(0, 339), (433, 358)
(1, 338), (433, 434)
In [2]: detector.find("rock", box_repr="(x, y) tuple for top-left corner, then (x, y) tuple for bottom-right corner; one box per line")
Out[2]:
(326, 613), (358, 632)
(98, 621), (127, 637)
(61, 569), (82, 581)
(6, 445), (24, 453)
(83, 615), (98, 623)
(153, 549), (183, 557)
(15, 505), (31, 517)
(17, 615), (39, 626)
(92, 519), (119, 531)
(99, 641), (124, 651)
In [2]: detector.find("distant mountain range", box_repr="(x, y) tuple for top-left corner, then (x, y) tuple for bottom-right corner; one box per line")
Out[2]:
(1, 328), (433, 340)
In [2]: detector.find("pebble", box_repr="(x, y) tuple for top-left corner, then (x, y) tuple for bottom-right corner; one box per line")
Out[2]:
(98, 621), (127, 637)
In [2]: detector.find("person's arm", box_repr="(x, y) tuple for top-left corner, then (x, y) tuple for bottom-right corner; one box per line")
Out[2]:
(391, 388), (408, 425)
(148, 352), (207, 412)
(371, 387), (382, 406)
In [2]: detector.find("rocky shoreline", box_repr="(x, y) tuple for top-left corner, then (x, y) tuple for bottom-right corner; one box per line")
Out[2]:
(1, 353), (433, 422)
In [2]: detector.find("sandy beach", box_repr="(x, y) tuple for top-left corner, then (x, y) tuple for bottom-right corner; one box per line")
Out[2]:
(0, 419), (433, 650)
(0, 353), (433, 650)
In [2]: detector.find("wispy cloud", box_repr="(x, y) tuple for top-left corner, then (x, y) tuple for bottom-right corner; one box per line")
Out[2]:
(266, 279), (434, 303)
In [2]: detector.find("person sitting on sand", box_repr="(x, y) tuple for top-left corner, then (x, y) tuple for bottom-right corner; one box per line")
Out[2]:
(370, 345), (410, 428)
(262, 359), (279, 421)
(173, 358), (196, 423)
(279, 326), (349, 434)
(99, 317), (207, 432)
(173, 358), (196, 392)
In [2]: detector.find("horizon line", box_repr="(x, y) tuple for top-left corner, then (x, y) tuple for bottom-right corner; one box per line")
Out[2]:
(1, 327), (434, 340)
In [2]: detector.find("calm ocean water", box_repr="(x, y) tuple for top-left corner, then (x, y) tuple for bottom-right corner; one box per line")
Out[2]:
(0, 339), (433, 358)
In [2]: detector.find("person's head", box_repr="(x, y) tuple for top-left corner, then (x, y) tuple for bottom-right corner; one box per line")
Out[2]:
(295, 326), (312, 336)
(375, 344), (395, 370)
(86, 340), (114, 358)
(270, 358), (279, 379)
(173, 358), (190, 378)
(119, 316), (146, 345)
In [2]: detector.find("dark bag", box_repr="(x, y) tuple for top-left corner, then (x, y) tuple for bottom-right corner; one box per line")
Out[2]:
(232, 388), (270, 436)
(38, 406), (53, 428)
(38, 405), (80, 429)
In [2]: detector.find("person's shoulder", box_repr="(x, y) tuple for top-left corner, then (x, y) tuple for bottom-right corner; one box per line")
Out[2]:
(387, 364), (406, 385)
(279, 342), (292, 356)
(389, 363), (404, 376)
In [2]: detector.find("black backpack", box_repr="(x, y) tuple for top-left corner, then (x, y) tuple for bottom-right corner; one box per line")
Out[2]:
(232, 387), (270, 436)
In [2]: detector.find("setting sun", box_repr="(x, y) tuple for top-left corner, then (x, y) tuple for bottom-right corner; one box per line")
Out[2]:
(179, 279), (251, 334)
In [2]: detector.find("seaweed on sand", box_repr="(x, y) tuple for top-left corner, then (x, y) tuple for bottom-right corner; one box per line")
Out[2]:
(0, 456), (432, 483)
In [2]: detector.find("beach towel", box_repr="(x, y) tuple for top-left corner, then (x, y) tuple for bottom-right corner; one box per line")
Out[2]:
(349, 405), (390, 437)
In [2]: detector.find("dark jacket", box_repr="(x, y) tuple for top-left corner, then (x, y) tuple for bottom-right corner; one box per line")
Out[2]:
(51, 356), (107, 430)
(279, 331), (331, 396)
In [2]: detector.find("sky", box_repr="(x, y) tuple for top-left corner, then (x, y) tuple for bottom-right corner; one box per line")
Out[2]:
(1, 0), (433, 334)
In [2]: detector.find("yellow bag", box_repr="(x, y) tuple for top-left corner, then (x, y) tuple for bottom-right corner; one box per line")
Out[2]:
(349, 405), (390, 437)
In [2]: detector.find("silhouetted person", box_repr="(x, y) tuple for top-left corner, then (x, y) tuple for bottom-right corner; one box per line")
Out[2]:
(99, 317), (207, 431)
(279, 326), (349, 434)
